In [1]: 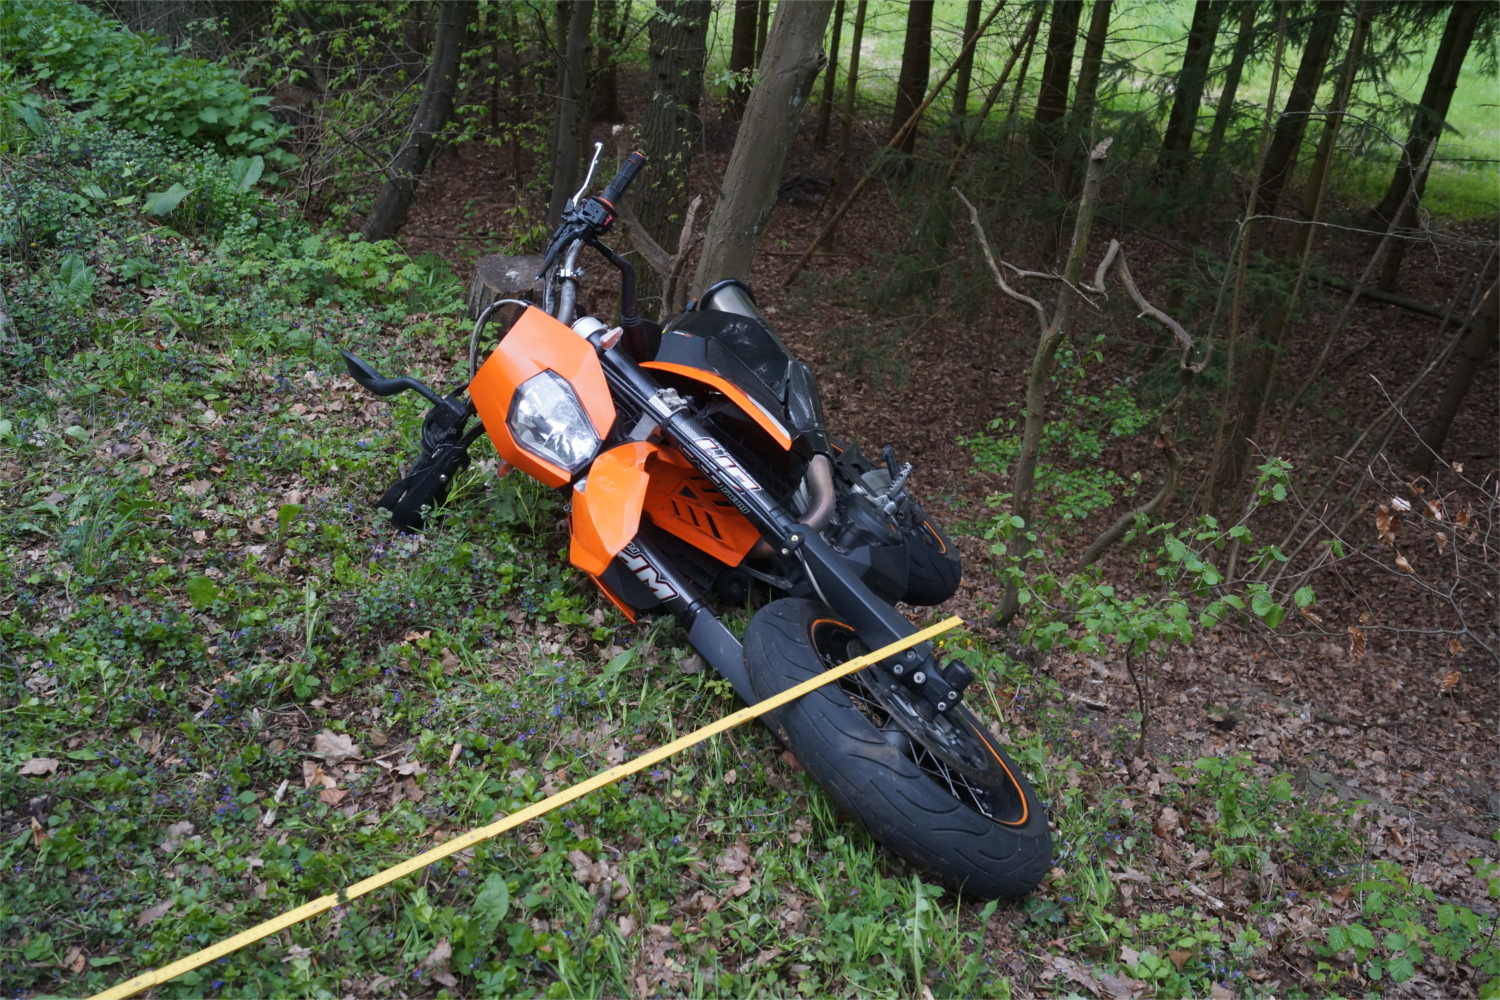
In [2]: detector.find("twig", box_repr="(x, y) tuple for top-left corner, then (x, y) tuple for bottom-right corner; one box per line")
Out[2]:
(952, 189), (1048, 332)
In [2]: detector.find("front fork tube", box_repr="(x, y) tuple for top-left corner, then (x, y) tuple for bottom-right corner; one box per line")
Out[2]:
(598, 346), (961, 711)
(619, 534), (757, 706)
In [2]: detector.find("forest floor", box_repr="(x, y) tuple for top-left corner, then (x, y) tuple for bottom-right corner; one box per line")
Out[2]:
(3, 88), (1497, 1000)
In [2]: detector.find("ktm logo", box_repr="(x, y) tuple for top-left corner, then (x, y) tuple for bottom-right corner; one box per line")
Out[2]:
(694, 438), (760, 493)
(621, 544), (677, 601)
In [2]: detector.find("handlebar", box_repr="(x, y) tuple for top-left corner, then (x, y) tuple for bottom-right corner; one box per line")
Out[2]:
(600, 150), (646, 208)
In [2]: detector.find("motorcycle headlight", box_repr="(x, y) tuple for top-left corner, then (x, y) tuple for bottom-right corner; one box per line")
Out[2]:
(507, 370), (601, 474)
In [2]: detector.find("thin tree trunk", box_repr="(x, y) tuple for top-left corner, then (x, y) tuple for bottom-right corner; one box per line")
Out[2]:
(825, 0), (868, 237)
(633, 0), (712, 317)
(728, 0), (759, 119)
(815, 0), (846, 146)
(1029, 0), (1082, 163)
(992, 138), (1112, 626)
(361, 0), (474, 242)
(693, 0), (833, 294)
(1157, 0), (1223, 181)
(1182, 0), (1255, 242)
(1411, 279), (1499, 474)
(1376, 0), (1482, 290)
(1254, 0), (1341, 220)
(756, 0), (770, 64)
(593, 1), (623, 122)
(945, 2), (1042, 186)
(1004, 1), (1043, 124)
(509, 5), (524, 177)
(1057, 0), (1110, 196)
(951, 0), (984, 131)
(892, 0), (935, 155)
(546, 0), (596, 226)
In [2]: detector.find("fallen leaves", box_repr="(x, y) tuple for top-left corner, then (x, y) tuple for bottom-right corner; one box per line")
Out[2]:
(159, 821), (196, 852)
(420, 938), (458, 989)
(18, 758), (58, 776)
(1348, 626), (1366, 660)
(715, 834), (757, 897)
(136, 898), (176, 927)
(310, 729), (360, 762)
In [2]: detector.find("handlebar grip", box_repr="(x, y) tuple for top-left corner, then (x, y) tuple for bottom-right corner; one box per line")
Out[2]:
(599, 151), (646, 207)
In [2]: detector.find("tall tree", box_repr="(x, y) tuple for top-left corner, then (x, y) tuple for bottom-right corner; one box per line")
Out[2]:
(1254, 0), (1341, 219)
(1029, 0), (1083, 163)
(727, 0), (759, 119)
(694, 0), (834, 292)
(891, 0), (935, 154)
(1375, 0), (1484, 290)
(1411, 279), (1499, 474)
(1157, 0), (1224, 180)
(632, 0), (712, 315)
(546, 0), (596, 225)
(815, 0), (846, 146)
(826, 0), (869, 231)
(950, 0), (985, 130)
(592, 1), (631, 123)
(1004, 1), (1045, 124)
(756, 0), (771, 63)
(361, 0), (475, 242)
(1058, 0), (1110, 194)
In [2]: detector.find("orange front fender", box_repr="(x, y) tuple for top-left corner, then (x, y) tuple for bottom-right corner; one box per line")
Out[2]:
(569, 441), (659, 577)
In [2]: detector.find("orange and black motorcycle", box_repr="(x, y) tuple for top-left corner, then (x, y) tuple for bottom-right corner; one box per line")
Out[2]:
(341, 148), (1051, 897)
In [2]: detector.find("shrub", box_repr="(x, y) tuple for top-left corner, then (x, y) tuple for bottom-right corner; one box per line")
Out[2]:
(0, 0), (293, 168)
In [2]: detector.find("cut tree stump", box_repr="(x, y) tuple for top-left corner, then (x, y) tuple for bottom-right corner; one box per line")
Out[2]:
(468, 255), (545, 319)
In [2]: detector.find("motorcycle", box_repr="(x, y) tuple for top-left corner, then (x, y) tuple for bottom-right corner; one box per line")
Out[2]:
(341, 145), (1051, 898)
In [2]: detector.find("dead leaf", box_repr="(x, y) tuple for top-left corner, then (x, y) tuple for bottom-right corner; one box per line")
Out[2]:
(192, 529), (207, 544)
(1424, 500), (1443, 520)
(421, 937), (455, 986)
(1434, 531), (1449, 552)
(753, 947), (781, 968)
(789, 816), (812, 844)
(1389, 496), (1412, 513)
(448, 742), (462, 769)
(716, 835), (753, 875)
(728, 872), (755, 897)
(1374, 505), (1397, 545)
(723, 767), (738, 786)
(1099, 969), (1145, 999)
(369, 730), (388, 747)
(311, 729), (359, 762)
(567, 849), (610, 885)
(1394, 553), (1414, 573)
(1449, 638), (1463, 656)
(1153, 806), (1180, 839)
(62, 945), (87, 974)
(1330, 885), (1351, 907)
(160, 821), (196, 852)
(1168, 949), (1192, 971)
(319, 787), (349, 806)
(136, 898), (176, 927)
(282, 944), (313, 963)
(678, 653), (705, 675)
(617, 915), (635, 937)
(1348, 626), (1366, 660)
(1439, 670), (1461, 693)
(780, 750), (803, 772)
(1208, 984), (1236, 1000)
(401, 777), (425, 802)
(19, 758), (58, 776)
(182, 479), (211, 498)
(439, 648), (461, 673)
(302, 761), (336, 790)
(30, 815), (48, 848)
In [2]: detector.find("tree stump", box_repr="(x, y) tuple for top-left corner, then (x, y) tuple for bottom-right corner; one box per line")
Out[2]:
(468, 254), (545, 319)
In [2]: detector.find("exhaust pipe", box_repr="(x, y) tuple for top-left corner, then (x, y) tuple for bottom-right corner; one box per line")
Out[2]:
(751, 453), (835, 558)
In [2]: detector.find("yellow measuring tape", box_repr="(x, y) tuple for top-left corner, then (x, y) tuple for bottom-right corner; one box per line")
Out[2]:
(93, 616), (962, 999)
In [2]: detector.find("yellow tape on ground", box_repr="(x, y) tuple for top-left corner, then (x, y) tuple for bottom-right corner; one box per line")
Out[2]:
(93, 615), (963, 999)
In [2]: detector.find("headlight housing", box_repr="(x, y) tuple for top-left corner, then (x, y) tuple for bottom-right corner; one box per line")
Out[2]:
(506, 370), (601, 475)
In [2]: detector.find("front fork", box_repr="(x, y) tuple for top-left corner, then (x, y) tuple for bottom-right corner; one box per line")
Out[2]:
(595, 340), (972, 716)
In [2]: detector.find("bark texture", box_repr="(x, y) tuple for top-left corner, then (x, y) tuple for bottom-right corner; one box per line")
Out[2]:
(694, 0), (834, 293)
(546, 0), (596, 226)
(891, 0), (935, 154)
(1254, 0), (1341, 218)
(632, 0), (712, 315)
(950, 0), (985, 125)
(1058, 0), (1110, 194)
(1157, 0), (1223, 179)
(361, 0), (474, 242)
(727, 0), (759, 119)
(1376, 0), (1482, 290)
(1412, 279), (1499, 474)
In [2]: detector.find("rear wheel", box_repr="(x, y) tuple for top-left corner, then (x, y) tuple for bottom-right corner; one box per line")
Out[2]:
(744, 598), (1051, 898)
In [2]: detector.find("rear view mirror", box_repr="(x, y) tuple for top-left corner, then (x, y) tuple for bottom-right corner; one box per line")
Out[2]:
(340, 350), (449, 408)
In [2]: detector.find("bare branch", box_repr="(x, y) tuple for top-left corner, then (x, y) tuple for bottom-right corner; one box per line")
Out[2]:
(953, 189), (1049, 332)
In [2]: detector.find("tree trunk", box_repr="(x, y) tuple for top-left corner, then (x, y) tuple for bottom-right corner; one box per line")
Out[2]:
(1057, 0), (1110, 195)
(508, 4), (524, 177)
(593, 1), (625, 122)
(1157, 0), (1223, 180)
(1411, 279), (1499, 474)
(1029, 0), (1083, 163)
(1376, 0), (1482, 290)
(633, 0), (712, 317)
(1254, 0), (1341, 219)
(815, 0), (846, 146)
(728, 0), (759, 119)
(1182, 0), (1255, 242)
(693, 0), (833, 293)
(361, 0), (474, 242)
(546, 0), (596, 226)
(827, 0), (868, 235)
(950, 0), (984, 130)
(1004, 2), (1044, 123)
(756, 0), (771, 64)
(891, 0), (935, 155)
(945, 3), (1043, 186)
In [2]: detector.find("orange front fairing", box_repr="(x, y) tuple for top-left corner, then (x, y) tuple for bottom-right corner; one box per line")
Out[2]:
(570, 442), (657, 577)
(641, 448), (761, 566)
(469, 306), (616, 487)
(641, 361), (792, 450)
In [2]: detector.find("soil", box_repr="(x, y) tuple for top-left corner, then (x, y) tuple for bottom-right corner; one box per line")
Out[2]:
(389, 77), (1498, 915)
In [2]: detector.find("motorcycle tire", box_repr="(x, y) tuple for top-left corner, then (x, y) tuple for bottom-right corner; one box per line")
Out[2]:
(901, 501), (962, 607)
(744, 598), (1051, 898)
